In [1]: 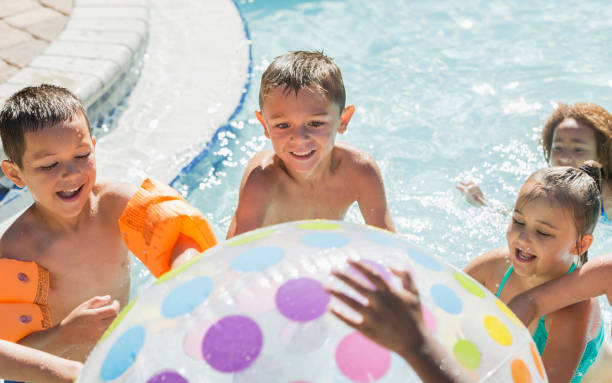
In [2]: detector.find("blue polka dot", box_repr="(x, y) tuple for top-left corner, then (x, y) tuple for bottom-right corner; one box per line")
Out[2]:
(407, 248), (443, 271)
(100, 326), (145, 381)
(301, 232), (350, 248)
(431, 284), (462, 314)
(161, 276), (213, 318)
(231, 246), (285, 271)
(365, 231), (397, 246)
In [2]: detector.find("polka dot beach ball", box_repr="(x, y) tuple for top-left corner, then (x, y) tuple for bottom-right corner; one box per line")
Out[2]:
(78, 220), (547, 383)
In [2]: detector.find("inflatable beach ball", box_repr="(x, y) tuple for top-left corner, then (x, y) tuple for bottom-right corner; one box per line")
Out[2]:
(78, 220), (547, 383)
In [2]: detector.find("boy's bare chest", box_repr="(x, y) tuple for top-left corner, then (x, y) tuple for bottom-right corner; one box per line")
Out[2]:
(265, 180), (357, 223)
(27, 226), (130, 324)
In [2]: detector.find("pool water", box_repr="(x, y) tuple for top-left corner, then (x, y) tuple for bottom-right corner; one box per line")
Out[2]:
(171, 0), (612, 326)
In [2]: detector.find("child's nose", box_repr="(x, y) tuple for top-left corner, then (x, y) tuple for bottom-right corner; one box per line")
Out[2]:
(61, 162), (80, 177)
(558, 150), (574, 166)
(293, 125), (309, 140)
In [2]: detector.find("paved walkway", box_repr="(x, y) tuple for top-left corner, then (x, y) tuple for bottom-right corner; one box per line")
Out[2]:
(0, 0), (72, 85)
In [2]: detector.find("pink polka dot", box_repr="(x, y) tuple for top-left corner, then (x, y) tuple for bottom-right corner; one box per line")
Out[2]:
(335, 332), (391, 382)
(234, 280), (277, 314)
(421, 304), (436, 333)
(183, 320), (214, 360)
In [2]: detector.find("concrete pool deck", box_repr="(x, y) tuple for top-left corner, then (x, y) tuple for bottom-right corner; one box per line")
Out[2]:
(0, 0), (251, 233)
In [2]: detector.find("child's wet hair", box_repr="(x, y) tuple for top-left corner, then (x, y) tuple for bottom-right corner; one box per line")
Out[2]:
(0, 84), (90, 168)
(258, 50), (346, 112)
(541, 102), (612, 181)
(517, 160), (602, 266)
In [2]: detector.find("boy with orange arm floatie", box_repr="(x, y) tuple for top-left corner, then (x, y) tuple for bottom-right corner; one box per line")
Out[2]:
(0, 85), (216, 362)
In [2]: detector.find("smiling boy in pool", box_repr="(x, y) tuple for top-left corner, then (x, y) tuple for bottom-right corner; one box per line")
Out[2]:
(227, 51), (395, 238)
(0, 85), (214, 362)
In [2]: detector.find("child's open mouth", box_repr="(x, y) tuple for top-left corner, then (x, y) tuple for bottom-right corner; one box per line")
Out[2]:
(57, 185), (83, 201)
(290, 149), (315, 160)
(515, 247), (536, 262)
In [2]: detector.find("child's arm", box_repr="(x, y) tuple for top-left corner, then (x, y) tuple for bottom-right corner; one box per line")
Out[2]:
(539, 299), (594, 382)
(19, 296), (119, 358)
(0, 339), (82, 383)
(456, 180), (487, 207)
(326, 260), (473, 383)
(354, 155), (395, 232)
(508, 255), (612, 326)
(227, 164), (270, 238)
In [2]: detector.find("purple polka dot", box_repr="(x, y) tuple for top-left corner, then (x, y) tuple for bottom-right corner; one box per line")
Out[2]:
(347, 259), (391, 289)
(202, 315), (263, 373)
(146, 371), (189, 383)
(276, 278), (330, 322)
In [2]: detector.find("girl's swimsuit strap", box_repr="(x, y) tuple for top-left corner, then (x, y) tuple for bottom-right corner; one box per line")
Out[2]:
(495, 265), (514, 298)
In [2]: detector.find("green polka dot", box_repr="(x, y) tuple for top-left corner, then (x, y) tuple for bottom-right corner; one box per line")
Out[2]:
(297, 221), (341, 230)
(155, 253), (203, 285)
(99, 298), (136, 343)
(227, 229), (275, 246)
(453, 339), (481, 370)
(453, 272), (486, 298)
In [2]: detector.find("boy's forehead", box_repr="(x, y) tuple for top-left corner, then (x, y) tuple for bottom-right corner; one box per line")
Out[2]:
(263, 86), (339, 113)
(23, 114), (92, 153)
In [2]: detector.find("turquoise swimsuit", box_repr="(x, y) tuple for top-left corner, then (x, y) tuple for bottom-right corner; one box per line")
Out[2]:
(496, 264), (604, 383)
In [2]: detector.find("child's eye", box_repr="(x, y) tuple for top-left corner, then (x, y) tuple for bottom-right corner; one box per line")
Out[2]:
(512, 217), (524, 226)
(537, 231), (552, 237)
(574, 148), (585, 153)
(551, 146), (562, 153)
(75, 152), (91, 159)
(40, 163), (58, 171)
(275, 123), (289, 129)
(309, 121), (324, 128)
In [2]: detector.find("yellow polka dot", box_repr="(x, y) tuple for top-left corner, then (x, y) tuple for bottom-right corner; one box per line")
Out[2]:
(484, 315), (512, 346)
(155, 253), (203, 285)
(453, 339), (481, 370)
(99, 298), (136, 342)
(227, 228), (275, 246)
(297, 221), (341, 230)
(495, 298), (523, 327)
(511, 358), (532, 383)
(530, 342), (544, 379)
(453, 272), (485, 298)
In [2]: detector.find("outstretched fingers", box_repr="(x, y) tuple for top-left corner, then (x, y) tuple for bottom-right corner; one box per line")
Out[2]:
(346, 259), (391, 293)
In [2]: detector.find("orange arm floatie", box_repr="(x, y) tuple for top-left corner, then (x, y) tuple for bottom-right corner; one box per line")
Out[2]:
(0, 259), (51, 342)
(118, 178), (218, 278)
(0, 259), (49, 305)
(0, 303), (51, 342)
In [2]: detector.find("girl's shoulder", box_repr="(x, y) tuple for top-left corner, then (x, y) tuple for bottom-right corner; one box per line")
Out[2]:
(464, 247), (511, 294)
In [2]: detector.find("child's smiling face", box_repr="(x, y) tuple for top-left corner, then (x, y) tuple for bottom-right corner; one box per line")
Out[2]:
(506, 180), (581, 280)
(3, 112), (97, 220)
(256, 87), (352, 176)
(550, 118), (598, 168)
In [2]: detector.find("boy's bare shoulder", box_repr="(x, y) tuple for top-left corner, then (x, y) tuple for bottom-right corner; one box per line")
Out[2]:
(0, 208), (39, 255)
(242, 149), (282, 184)
(93, 180), (138, 218)
(334, 142), (380, 180)
(335, 142), (376, 165)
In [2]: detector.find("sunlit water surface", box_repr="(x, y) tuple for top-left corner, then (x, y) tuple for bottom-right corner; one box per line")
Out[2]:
(169, 0), (612, 329)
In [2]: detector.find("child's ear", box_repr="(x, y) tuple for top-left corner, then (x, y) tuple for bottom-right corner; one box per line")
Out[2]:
(570, 234), (594, 255)
(1, 160), (25, 188)
(338, 105), (355, 134)
(255, 110), (270, 139)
